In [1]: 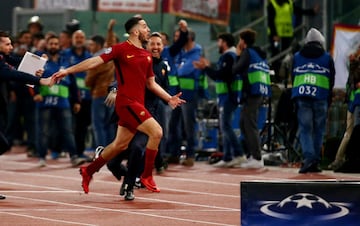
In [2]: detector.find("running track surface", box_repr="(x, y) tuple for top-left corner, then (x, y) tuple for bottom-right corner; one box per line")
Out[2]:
(1, 147), (360, 226)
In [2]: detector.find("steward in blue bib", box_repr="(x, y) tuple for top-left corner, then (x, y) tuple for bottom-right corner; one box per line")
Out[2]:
(291, 28), (335, 174)
(232, 28), (270, 167)
(233, 46), (271, 102)
(292, 53), (332, 100)
(202, 47), (242, 106)
(195, 32), (246, 166)
(291, 42), (335, 104)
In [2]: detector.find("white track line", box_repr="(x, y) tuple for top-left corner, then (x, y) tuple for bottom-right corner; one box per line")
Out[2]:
(0, 181), (239, 212)
(3, 158), (358, 182)
(0, 211), (96, 226)
(0, 170), (240, 199)
(2, 195), (237, 226)
(6, 157), (355, 225)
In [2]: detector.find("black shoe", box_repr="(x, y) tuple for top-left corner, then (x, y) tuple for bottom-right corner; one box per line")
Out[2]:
(134, 178), (145, 189)
(299, 162), (322, 174)
(124, 189), (134, 201)
(120, 183), (135, 201)
(0, 194), (5, 200)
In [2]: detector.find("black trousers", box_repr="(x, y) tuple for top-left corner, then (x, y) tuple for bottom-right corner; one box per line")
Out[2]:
(107, 132), (147, 189)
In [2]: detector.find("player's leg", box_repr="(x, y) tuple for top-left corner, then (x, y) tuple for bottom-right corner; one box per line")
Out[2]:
(137, 117), (162, 192)
(80, 125), (135, 193)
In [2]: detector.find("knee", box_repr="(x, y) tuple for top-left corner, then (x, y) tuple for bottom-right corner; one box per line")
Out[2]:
(151, 126), (163, 141)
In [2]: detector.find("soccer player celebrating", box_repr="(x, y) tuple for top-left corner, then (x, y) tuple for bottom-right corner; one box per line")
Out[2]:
(51, 17), (185, 194)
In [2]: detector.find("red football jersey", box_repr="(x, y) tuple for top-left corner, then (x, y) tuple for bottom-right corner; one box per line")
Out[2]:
(100, 40), (154, 106)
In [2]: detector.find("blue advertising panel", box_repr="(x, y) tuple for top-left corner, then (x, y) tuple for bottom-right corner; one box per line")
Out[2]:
(241, 181), (360, 226)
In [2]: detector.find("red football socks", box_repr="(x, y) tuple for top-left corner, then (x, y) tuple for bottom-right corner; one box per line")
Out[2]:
(87, 155), (107, 176)
(142, 148), (157, 178)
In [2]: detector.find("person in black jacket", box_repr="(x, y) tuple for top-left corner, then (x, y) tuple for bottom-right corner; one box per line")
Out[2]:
(232, 29), (272, 169)
(0, 30), (52, 200)
(193, 33), (246, 168)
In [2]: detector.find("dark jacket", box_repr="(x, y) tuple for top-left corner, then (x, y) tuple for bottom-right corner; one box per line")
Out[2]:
(0, 52), (41, 153)
(145, 56), (169, 115)
(291, 42), (335, 105)
(232, 46), (267, 101)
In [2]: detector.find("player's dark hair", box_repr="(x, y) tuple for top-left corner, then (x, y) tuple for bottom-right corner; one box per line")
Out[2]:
(124, 17), (143, 34)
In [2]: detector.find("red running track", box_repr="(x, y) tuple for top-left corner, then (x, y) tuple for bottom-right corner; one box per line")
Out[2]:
(1, 146), (360, 226)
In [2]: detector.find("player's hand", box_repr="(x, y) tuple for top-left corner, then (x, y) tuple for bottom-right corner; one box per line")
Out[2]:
(51, 69), (68, 84)
(168, 92), (186, 109)
(104, 91), (117, 107)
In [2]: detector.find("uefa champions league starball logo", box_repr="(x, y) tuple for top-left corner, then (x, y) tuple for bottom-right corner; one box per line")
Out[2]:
(259, 193), (351, 221)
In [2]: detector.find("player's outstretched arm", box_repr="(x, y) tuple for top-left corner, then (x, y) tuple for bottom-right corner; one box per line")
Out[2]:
(51, 56), (104, 83)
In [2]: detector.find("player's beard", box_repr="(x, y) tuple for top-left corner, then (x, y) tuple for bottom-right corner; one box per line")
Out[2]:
(138, 32), (148, 46)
